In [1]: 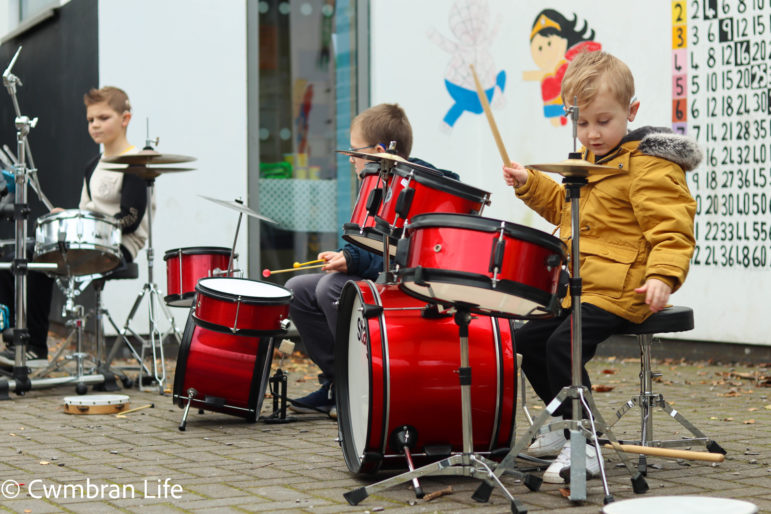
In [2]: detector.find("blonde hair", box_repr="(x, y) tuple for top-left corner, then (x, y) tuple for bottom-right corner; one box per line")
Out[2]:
(561, 51), (635, 109)
(83, 86), (132, 114)
(351, 103), (412, 158)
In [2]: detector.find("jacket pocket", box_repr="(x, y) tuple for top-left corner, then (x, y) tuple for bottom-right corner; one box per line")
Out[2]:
(579, 238), (638, 299)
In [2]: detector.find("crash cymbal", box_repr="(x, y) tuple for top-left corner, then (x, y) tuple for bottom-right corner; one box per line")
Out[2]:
(199, 195), (275, 224)
(526, 159), (618, 177)
(336, 149), (442, 175)
(104, 166), (194, 180)
(336, 149), (408, 163)
(102, 149), (196, 165)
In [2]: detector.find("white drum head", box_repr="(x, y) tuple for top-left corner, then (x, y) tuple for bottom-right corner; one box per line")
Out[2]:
(347, 290), (371, 459)
(603, 496), (757, 514)
(198, 277), (290, 299)
(63, 394), (130, 406)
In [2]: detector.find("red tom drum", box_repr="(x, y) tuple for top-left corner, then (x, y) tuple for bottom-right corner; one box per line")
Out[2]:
(193, 277), (292, 336)
(342, 162), (393, 255)
(164, 246), (234, 307)
(396, 213), (567, 319)
(173, 312), (274, 422)
(335, 280), (517, 474)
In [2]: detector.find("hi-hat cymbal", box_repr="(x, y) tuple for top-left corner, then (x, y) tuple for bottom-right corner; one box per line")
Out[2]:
(199, 195), (275, 224)
(336, 149), (408, 163)
(104, 166), (194, 180)
(103, 149), (196, 165)
(526, 159), (618, 177)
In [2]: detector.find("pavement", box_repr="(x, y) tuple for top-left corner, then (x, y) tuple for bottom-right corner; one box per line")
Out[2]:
(0, 342), (769, 513)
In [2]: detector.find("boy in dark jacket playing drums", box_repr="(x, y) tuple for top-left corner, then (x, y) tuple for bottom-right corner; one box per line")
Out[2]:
(502, 51), (700, 483)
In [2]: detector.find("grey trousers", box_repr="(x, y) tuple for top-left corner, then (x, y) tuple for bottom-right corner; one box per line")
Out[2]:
(285, 271), (358, 382)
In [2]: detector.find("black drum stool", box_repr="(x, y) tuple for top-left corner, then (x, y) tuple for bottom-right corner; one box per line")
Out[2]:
(93, 262), (142, 389)
(607, 306), (726, 473)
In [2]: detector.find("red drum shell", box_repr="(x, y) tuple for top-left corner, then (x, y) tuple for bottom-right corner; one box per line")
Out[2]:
(193, 277), (291, 336)
(343, 164), (392, 255)
(164, 247), (233, 308)
(173, 313), (274, 421)
(398, 213), (566, 319)
(376, 164), (490, 235)
(336, 280), (516, 474)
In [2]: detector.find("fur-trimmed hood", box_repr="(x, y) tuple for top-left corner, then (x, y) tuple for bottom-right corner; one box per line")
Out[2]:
(623, 126), (703, 172)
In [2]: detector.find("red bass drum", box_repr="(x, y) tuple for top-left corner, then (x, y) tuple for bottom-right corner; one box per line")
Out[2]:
(335, 280), (517, 474)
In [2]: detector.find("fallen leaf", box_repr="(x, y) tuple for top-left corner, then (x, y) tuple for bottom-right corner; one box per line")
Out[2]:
(602, 369), (617, 374)
(592, 385), (615, 392)
(559, 488), (570, 498)
(39, 461), (49, 465)
(743, 419), (756, 424)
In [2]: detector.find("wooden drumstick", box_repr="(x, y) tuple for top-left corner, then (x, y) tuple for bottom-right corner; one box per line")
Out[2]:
(602, 442), (725, 462)
(262, 263), (326, 278)
(115, 403), (154, 418)
(470, 64), (511, 165)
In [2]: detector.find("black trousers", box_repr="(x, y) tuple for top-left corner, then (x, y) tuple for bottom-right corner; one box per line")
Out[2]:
(516, 303), (628, 418)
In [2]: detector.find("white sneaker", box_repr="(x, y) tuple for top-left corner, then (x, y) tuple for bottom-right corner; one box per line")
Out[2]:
(542, 441), (600, 484)
(524, 417), (567, 457)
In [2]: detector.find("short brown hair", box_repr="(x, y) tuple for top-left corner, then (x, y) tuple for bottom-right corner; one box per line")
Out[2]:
(561, 51), (635, 109)
(83, 86), (132, 113)
(351, 103), (412, 158)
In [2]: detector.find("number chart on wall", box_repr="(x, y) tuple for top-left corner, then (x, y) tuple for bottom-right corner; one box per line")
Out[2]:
(673, 0), (771, 344)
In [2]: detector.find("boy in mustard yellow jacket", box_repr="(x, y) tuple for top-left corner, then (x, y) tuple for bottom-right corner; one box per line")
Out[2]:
(503, 51), (700, 483)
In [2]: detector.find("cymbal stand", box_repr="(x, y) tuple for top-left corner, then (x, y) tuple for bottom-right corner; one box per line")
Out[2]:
(105, 174), (182, 394)
(0, 48), (81, 398)
(472, 106), (649, 503)
(344, 304), (539, 512)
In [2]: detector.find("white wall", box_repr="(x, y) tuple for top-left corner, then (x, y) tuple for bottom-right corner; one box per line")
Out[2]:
(98, 0), (249, 335)
(370, 0), (767, 346)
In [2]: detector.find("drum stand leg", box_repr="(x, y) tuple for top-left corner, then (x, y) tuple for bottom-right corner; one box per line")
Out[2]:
(471, 176), (649, 506)
(344, 306), (536, 513)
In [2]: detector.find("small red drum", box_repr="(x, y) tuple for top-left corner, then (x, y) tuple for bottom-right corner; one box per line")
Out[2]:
(396, 213), (567, 319)
(164, 247), (234, 307)
(193, 277), (292, 336)
(342, 162), (393, 254)
(173, 313), (274, 422)
(371, 163), (491, 254)
(336, 280), (517, 474)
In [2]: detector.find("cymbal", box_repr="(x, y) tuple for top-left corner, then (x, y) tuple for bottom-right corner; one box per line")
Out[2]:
(102, 149), (196, 165)
(336, 150), (440, 175)
(526, 159), (618, 177)
(336, 149), (408, 163)
(199, 195), (276, 224)
(104, 166), (194, 180)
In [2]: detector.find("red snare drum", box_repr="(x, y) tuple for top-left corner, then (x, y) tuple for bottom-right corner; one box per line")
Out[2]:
(193, 277), (291, 336)
(164, 247), (234, 307)
(173, 312), (274, 422)
(396, 213), (567, 319)
(342, 162), (392, 254)
(336, 280), (517, 474)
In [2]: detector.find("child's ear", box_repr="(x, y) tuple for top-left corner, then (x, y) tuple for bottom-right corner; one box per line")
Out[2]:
(375, 143), (387, 153)
(628, 100), (640, 122)
(121, 111), (132, 128)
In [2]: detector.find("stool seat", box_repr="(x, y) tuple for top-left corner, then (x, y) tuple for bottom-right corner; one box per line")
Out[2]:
(104, 262), (139, 281)
(621, 306), (693, 335)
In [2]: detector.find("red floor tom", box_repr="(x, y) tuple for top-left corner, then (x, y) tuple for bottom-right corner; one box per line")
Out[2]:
(173, 312), (274, 422)
(396, 213), (566, 319)
(164, 246), (234, 307)
(335, 280), (517, 474)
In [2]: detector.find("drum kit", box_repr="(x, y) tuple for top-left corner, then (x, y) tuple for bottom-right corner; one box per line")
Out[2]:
(334, 111), (652, 508)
